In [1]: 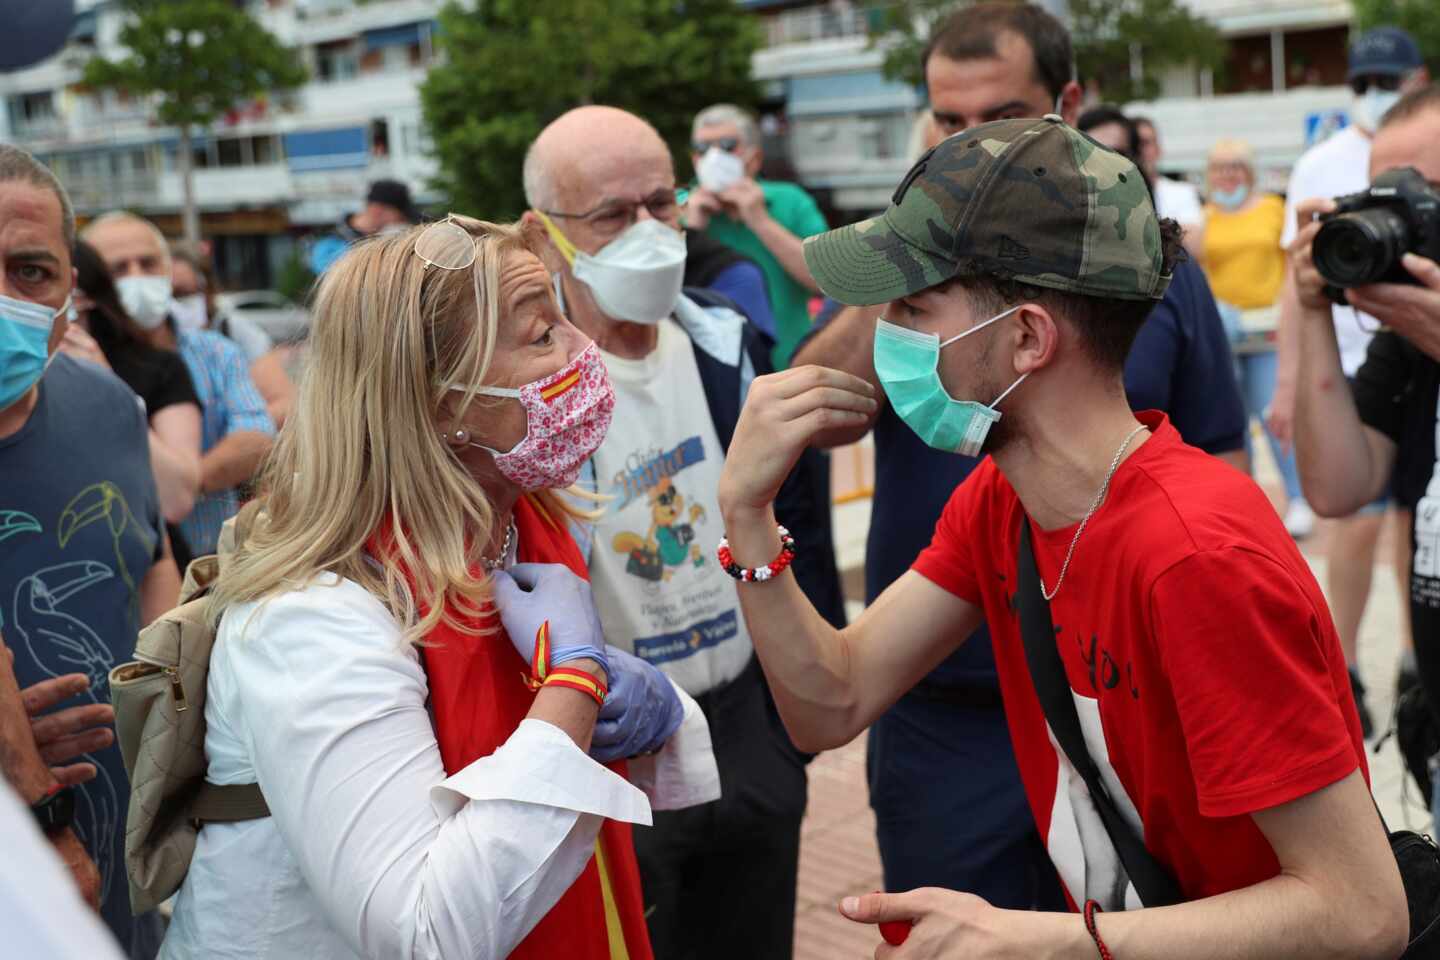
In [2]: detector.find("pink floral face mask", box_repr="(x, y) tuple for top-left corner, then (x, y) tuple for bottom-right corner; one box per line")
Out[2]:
(454, 342), (615, 490)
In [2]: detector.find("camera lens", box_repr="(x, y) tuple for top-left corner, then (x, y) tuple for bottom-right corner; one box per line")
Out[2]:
(1313, 209), (1410, 287)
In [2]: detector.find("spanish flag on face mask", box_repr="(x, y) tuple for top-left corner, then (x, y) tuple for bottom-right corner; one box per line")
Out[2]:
(372, 495), (652, 960)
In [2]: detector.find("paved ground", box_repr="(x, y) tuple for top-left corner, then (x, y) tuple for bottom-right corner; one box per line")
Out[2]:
(792, 437), (1424, 958)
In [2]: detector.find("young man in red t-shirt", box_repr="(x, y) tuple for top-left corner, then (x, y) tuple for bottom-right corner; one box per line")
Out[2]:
(716, 115), (1408, 957)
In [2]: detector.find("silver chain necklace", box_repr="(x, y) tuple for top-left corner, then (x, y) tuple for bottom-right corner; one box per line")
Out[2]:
(482, 521), (516, 572)
(1039, 423), (1148, 600)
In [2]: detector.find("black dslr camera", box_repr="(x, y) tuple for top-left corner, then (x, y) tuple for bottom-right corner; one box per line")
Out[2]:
(1313, 167), (1440, 303)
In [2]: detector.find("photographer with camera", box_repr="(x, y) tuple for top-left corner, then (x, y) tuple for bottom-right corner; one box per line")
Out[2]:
(1292, 84), (1440, 823)
(1277, 28), (1429, 733)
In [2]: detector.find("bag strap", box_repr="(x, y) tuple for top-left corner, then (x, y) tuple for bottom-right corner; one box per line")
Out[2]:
(1016, 519), (1184, 908)
(191, 782), (269, 824)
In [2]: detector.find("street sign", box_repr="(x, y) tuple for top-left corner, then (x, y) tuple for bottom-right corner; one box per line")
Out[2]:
(1304, 109), (1350, 148)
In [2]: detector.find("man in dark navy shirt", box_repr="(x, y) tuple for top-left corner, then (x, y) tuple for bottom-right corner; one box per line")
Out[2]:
(0, 145), (177, 957)
(793, 2), (1244, 909)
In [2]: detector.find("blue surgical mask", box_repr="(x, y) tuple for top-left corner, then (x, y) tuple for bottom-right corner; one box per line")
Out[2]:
(1210, 184), (1249, 211)
(0, 291), (68, 412)
(873, 305), (1026, 456)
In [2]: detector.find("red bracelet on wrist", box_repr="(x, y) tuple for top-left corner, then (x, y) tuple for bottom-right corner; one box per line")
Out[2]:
(542, 667), (608, 707)
(1083, 900), (1113, 960)
(716, 525), (796, 582)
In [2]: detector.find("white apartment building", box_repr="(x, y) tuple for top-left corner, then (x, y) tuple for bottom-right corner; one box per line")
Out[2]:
(749, 0), (1363, 213)
(0, 0), (1375, 285)
(0, 0), (444, 288)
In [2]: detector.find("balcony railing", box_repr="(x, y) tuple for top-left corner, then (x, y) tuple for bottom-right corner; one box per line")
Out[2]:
(9, 116), (64, 140)
(61, 173), (161, 213)
(763, 5), (889, 48)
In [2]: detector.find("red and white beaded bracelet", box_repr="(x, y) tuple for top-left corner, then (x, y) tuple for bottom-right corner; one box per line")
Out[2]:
(716, 525), (796, 582)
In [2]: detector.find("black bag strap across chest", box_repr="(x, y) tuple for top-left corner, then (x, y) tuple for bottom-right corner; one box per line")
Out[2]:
(1015, 519), (1184, 908)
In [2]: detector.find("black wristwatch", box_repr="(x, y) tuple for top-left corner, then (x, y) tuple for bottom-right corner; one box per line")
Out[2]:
(31, 785), (76, 835)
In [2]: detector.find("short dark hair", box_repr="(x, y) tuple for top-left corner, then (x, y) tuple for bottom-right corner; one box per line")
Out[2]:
(1379, 82), (1440, 130)
(951, 219), (1186, 373)
(0, 144), (75, 249)
(1077, 104), (1141, 162)
(922, 2), (1074, 101)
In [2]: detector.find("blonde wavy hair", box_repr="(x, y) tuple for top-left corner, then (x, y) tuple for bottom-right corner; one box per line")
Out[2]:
(210, 216), (578, 643)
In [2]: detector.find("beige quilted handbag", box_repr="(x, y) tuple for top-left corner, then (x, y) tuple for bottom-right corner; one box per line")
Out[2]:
(110, 516), (268, 913)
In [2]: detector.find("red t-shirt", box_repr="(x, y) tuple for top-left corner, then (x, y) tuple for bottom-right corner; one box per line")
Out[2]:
(912, 411), (1366, 909)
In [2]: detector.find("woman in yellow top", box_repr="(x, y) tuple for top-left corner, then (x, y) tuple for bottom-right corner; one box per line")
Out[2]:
(1196, 138), (1312, 539)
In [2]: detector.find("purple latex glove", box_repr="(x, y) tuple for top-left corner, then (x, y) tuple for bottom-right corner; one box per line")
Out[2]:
(490, 564), (610, 679)
(591, 645), (684, 763)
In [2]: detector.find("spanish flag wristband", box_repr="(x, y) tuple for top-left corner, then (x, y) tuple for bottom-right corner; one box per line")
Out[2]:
(543, 667), (608, 707)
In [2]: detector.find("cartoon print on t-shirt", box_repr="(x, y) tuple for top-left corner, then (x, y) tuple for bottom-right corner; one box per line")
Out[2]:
(5, 560), (123, 908)
(611, 476), (709, 583)
(0, 481), (152, 919)
(59, 482), (155, 599)
(0, 510), (41, 544)
(608, 439), (711, 588)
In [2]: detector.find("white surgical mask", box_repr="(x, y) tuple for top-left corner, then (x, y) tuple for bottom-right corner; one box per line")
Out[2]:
(697, 147), (745, 193)
(536, 213), (686, 325)
(1353, 87), (1401, 133)
(170, 293), (208, 331)
(116, 275), (173, 330)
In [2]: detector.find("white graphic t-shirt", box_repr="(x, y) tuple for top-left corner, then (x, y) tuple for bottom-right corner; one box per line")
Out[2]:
(585, 321), (752, 697)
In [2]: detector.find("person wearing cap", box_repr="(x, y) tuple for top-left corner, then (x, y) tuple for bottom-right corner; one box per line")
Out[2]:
(792, 0), (1245, 918)
(716, 116), (1406, 956)
(1291, 84), (1440, 834)
(309, 178), (422, 275)
(1272, 26), (1430, 730)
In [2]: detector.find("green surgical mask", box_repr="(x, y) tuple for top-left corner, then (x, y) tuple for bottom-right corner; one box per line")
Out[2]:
(873, 305), (1026, 456)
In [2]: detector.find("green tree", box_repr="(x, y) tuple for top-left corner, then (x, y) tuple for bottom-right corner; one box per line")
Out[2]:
(876, 0), (1224, 103)
(1353, 0), (1440, 73)
(422, 0), (762, 221)
(83, 0), (306, 244)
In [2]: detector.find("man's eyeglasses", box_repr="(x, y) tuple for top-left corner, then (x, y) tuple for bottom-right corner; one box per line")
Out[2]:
(1350, 73), (1404, 96)
(691, 137), (741, 154)
(539, 191), (679, 238)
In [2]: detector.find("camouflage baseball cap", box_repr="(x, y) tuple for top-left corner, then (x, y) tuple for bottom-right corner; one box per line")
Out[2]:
(803, 115), (1171, 306)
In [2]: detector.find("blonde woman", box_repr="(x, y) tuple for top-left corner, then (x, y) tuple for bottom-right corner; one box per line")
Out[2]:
(1196, 138), (1313, 538)
(160, 217), (716, 960)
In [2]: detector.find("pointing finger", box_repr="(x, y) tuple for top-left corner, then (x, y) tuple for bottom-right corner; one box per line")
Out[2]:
(51, 762), (98, 787)
(20, 674), (91, 715)
(31, 703), (114, 744)
(1403, 253), (1440, 291)
(38, 728), (115, 766)
(779, 386), (878, 423)
(840, 889), (928, 925)
(774, 365), (877, 400)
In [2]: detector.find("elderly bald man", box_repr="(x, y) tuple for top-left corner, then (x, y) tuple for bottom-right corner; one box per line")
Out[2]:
(523, 106), (844, 959)
(84, 213), (275, 558)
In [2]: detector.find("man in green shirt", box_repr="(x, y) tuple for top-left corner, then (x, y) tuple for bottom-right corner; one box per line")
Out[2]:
(684, 104), (828, 368)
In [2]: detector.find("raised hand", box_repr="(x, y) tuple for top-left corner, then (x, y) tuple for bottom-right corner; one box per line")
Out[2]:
(719, 365), (877, 520)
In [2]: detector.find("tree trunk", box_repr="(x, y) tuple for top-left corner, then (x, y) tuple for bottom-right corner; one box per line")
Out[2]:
(178, 124), (200, 247)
